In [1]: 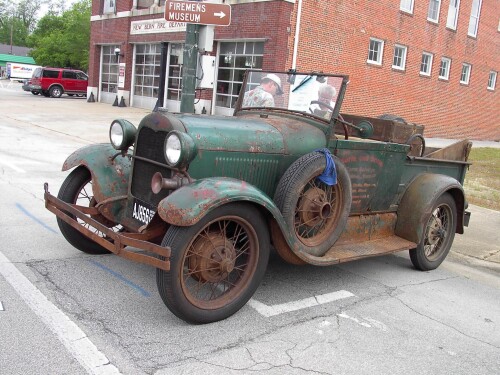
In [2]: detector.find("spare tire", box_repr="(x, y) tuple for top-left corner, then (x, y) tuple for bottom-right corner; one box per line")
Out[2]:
(274, 152), (351, 257)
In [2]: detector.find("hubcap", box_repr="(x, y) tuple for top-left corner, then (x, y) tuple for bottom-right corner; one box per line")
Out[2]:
(188, 232), (236, 283)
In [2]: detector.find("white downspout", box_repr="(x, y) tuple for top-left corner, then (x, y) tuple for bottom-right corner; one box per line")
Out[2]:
(291, 0), (303, 70)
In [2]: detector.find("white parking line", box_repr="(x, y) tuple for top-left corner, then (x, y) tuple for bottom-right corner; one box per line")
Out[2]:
(248, 290), (356, 317)
(0, 301), (4, 311)
(0, 159), (26, 173)
(0, 251), (121, 375)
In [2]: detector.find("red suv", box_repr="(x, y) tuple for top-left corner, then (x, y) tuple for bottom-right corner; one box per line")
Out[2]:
(31, 67), (88, 98)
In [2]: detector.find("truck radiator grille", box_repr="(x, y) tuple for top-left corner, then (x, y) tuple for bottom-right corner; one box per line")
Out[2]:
(131, 127), (171, 207)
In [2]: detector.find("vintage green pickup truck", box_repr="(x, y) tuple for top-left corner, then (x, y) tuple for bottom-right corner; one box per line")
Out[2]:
(44, 70), (471, 323)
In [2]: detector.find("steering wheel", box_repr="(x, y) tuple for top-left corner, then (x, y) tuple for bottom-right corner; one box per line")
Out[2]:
(406, 134), (426, 157)
(310, 100), (335, 113)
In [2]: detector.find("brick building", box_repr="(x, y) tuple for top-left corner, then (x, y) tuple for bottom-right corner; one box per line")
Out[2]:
(89, 0), (499, 140)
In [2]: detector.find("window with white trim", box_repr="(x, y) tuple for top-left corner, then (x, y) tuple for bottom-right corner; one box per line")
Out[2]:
(367, 38), (384, 66)
(468, 0), (482, 37)
(216, 41), (264, 109)
(134, 43), (161, 98)
(420, 52), (433, 76)
(400, 0), (414, 13)
(488, 71), (497, 90)
(392, 44), (407, 70)
(427, 0), (442, 22)
(439, 57), (451, 80)
(101, 45), (120, 94)
(167, 43), (184, 101)
(446, 0), (461, 30)
(460, 63), (471, 84)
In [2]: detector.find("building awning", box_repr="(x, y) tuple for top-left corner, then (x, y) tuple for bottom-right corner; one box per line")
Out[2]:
(0, 54), (36, 66)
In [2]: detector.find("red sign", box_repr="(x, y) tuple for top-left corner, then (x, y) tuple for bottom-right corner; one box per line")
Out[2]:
(165, 0), (231, 26)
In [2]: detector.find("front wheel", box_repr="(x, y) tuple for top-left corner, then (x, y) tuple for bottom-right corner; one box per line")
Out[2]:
(157, 203), (270, 324)
(50, 85), (63, 98)
(57, 167), (112, 254)
(409, 193), (457, 271)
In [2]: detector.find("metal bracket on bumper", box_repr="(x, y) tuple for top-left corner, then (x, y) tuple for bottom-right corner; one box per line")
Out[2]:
(44, 183), (170, 271)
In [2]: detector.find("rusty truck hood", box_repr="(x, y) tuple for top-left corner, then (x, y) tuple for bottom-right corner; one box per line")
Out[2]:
(172, 112), (327, 155)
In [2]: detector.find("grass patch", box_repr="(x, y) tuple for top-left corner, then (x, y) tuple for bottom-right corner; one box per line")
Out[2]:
(464, 147), (500, 211)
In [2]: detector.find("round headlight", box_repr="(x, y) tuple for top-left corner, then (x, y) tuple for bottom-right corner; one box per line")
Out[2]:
(110, 122), (124, 149)
(109, 119), (137, 150)
(165, 133), (182, 165)
(164, 131), (197, 169)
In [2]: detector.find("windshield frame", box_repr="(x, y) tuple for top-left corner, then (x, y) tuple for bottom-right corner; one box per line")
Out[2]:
(233, 69), (349, 124)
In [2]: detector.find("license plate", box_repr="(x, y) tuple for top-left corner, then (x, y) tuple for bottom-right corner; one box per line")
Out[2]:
(132, 198), (156, 225)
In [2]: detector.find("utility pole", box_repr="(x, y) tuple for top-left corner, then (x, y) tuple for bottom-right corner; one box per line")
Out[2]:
(179, 24), (199, 114)
(10, 19), (14, 54)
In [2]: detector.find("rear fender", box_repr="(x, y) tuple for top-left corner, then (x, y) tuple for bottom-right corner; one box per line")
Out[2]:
(395, 173), (465, 243)
(157, 178), (286, 228)
(63, 144), (131, 203)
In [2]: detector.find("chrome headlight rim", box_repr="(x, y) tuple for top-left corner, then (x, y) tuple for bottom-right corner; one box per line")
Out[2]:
(109, 119), (137, 150)
(164, 131), (197, 169)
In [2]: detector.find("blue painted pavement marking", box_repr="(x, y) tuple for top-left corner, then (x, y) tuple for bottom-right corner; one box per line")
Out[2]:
(89, 259), (151, 297)
(15, 202), (58, 234)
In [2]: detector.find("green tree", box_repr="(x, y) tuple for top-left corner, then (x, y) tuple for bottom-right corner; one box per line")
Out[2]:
(0, 0), (46, 46)
(28, 0), (90, 70)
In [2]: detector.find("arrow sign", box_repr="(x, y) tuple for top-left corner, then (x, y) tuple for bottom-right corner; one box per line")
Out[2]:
(165, 0), (232, 27)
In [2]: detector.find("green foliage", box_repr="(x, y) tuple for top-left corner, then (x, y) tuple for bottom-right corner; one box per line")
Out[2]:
(464, 147), (500, 211)
(28, 0), (90, 71)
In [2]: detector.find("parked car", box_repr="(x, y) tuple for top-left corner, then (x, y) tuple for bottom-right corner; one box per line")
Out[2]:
(22, 79), (33, 92)
(44, 69), (471, 324)
(31, 67), (88, 98)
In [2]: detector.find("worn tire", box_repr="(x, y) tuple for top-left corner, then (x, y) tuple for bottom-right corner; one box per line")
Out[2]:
(50, 85), (63, 98)
(409, 193), (457, 271)
(57, 167), (110, 255)
(156, 203), (270, 324)
(274, 152), (351, 257)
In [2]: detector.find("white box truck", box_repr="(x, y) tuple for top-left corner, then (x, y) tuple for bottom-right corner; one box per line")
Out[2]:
(7, 62), (41, 81)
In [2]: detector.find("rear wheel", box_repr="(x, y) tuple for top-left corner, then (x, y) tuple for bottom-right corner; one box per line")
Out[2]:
(31, 91), (39, 95)
(410, 193), (457, 271)
(57, 167), (113, 254)
(157, 203), (270, 324)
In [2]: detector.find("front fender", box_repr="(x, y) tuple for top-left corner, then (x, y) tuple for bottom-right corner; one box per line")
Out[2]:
(157, 177), (286, 227)
(63, 144), (131, 203)
(395, 173), (466, 243)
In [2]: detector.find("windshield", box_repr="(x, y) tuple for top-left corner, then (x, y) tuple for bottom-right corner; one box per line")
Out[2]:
(237, 70), (347, 122)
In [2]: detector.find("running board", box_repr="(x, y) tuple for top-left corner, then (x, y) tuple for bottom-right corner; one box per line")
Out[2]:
(300, 235), (417, 266)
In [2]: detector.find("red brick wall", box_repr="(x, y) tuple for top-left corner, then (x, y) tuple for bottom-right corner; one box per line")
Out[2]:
(291, 0), (499, 140)
(89, 0), (498, 140)
(215, 1), (293, 71)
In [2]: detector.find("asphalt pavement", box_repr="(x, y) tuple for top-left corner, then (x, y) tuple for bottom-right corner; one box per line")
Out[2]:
(2, 82), (499, 267)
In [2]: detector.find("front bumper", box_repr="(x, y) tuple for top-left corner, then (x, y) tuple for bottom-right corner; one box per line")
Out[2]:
(44, 183), (170, 271)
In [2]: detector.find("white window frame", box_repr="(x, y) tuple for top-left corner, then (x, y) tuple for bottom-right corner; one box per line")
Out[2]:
(420, 52), (434, 76)
(460, 63), (471, 84)
(439, 57), (451, 80)
(467, 0), (482, 37)
(392, 44), (407, 71)
(446, 0), (461, 30)
(400, 0), (414, 14)
(487, 71), (497, 91)
(427, 0), (442, 23)
(367, 38), (384, 66)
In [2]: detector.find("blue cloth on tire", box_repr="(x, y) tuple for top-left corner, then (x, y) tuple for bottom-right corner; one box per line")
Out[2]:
(314, 148), (337, 185)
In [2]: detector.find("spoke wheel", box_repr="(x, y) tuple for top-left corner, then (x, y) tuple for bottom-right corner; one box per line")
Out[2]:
(57, 167), (118, 254)
(410, 193), (457, 271)
(157, 203), (269, 323)
(274, 152), (351, 257)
